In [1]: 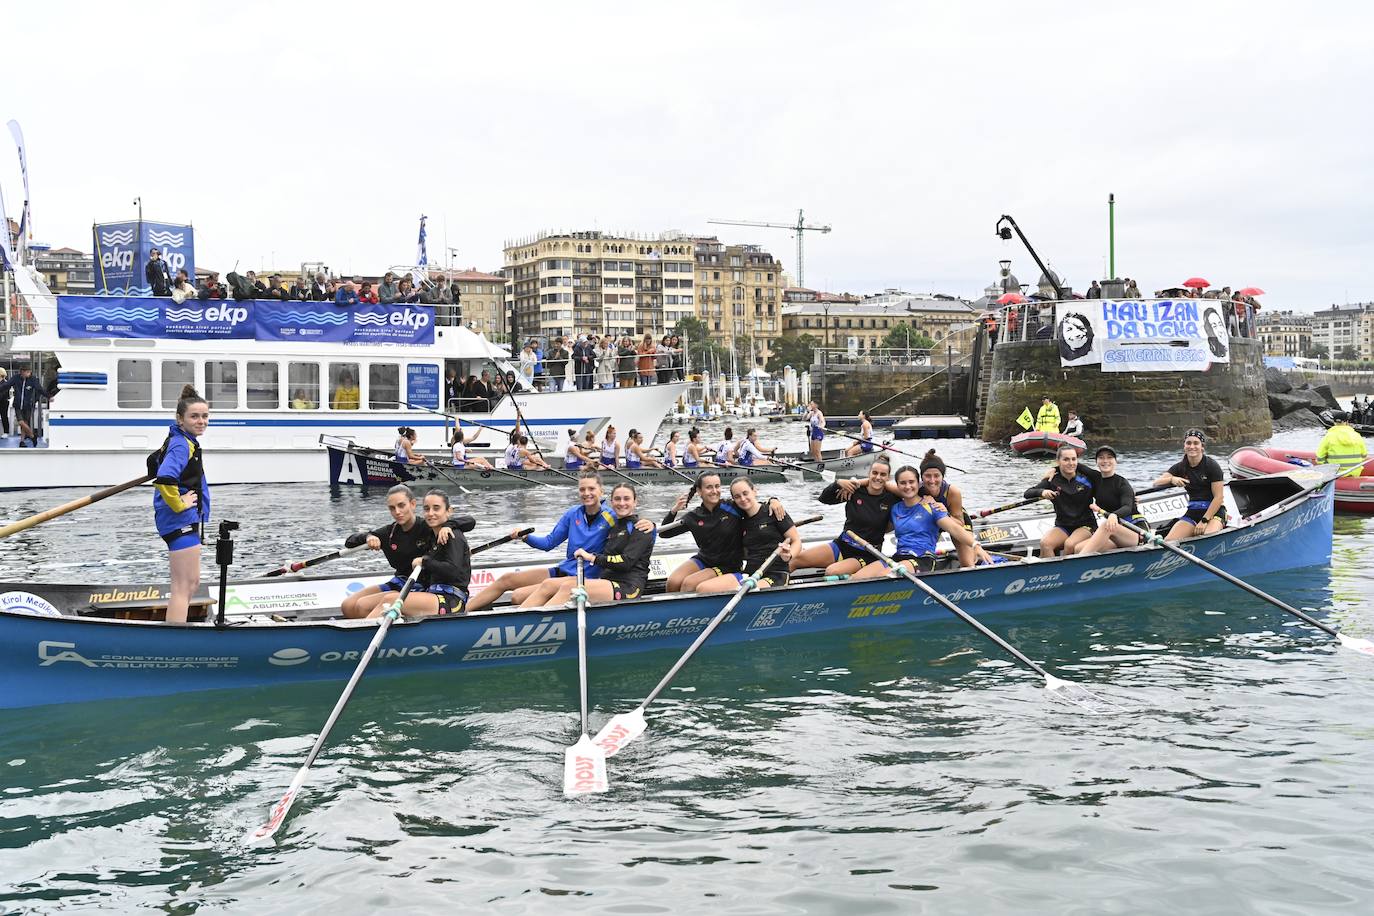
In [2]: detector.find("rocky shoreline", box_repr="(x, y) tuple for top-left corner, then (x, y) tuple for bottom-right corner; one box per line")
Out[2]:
(1266, 367), (1340, 432)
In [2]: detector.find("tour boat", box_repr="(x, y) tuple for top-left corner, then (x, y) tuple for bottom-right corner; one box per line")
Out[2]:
(0, 270), (685, 488)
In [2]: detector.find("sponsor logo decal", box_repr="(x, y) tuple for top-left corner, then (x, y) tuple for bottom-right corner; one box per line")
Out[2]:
(1078, 563), (1135, 584)
(1003, 573), (1062, 596)
(318, 645), (448, 663)
(850, 588), (914, 618)
(37, 641), (238, 669)
(463, 616), (566, 660)
(268, 647), (311, 666)
(1, 591), (61, 617)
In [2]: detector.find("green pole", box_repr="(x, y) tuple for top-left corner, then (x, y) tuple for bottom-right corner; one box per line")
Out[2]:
(1108, 193), (1115, 280)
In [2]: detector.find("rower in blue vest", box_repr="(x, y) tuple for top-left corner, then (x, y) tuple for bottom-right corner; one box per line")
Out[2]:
(153, 384), (211, 624)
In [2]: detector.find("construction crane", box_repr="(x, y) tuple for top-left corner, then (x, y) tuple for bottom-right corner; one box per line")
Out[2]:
(707, 209), (831, 287)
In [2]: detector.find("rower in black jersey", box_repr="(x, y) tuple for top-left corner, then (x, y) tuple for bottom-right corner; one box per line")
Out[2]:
(1074, 446), (1149, 554)
(790, 455), (898, 575)
(660, 471), (744, 592)
(1027, 443), (1102, 557)
(365, 489), (472, 617)
(341, 483), (475, 618)
(696, 477), (801, 593)
(521, 482), (658, 607)
(1154, 427), (1227, 541)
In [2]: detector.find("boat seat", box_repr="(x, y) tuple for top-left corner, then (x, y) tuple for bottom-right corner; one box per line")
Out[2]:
(84, 596), (216, 622)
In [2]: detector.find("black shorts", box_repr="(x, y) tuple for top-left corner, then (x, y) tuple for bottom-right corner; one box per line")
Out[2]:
(689, 554), (741, 577)
(733, 570), (790, 589)
(1178, 505), (1229, 527)
(829, 539), (870, 566)
(608, 581), (643, 601)
(892, 552), (936, 573)
(428, 586), (468, 615)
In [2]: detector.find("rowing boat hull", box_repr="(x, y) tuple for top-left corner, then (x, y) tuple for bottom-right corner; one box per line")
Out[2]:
(0, 469), (1335, 709)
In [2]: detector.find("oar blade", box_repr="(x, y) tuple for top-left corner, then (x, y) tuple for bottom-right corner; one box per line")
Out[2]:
(1044, 674), (1123, 715)
(244, 786), (300, 846)
(563, 734), (609, 797)
(592, 707), (647, 758)
(1337, 633), (1374, 656)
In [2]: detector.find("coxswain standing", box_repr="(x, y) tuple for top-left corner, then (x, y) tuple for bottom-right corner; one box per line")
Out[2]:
(843, 410), (876, 458)
(792, 455), (898, 576)
(1074, 445), (1147, 554)
(154, 385), (210, 624)
(1029, 443), (1102, 557)
(341, 484), (471, 618)
(520, 483), (657, 607)
(805, 400), (826, 461)
(365, 489), (472, 617)
(1153, 428), (1227, 541)
(695, 478), (801, 593)
(851, 465), (980, 578)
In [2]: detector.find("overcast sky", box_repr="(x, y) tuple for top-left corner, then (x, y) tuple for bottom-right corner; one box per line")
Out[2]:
(5, 1), (1371, 310)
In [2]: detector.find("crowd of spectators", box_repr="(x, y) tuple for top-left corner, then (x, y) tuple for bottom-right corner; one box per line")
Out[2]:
(515, 332), (686, 392)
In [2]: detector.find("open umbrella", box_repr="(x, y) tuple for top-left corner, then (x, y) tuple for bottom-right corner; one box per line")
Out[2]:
(1182, 277), (1210, 289)
(996, 292), (1026, 305)
(1236, 287), (1265, 296)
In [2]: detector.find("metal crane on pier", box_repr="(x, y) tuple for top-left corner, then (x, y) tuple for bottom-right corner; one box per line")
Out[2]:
(707, 209), (831, 287)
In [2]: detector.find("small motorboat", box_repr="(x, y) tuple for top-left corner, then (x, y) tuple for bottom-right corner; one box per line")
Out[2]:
(1229, 445), (1374, 513)
(1010, 430), (1086, 458)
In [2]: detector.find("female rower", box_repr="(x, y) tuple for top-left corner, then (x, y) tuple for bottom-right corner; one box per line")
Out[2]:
(466, 474), (651, 610)
(852, 465), (982, 578)
(1154, 428), (1226, 541)
(684, 428), (707, 468)
(661, 429), (683, 469)
(843, 410), (876, 457)
(625, 429), (663, 469)
(713, 427), (735, 465)
(504, 433), (551, 471)
(805, 400), (826, 461)
(1074, 445), (1147, 554)
(521, 482), (657, 607)
(364, 489), (472, 617)
(341, 484), (470, 618)
(564, 432), (594, 472)
(1028, 443), (1102, 557)
(449, 426), (492, 471)
(696, 478), (801, 593)
(660, 471), (745, 592)
(599, 424), (622, 468)
(154, 384), (210, 624)
(735, 428), (776, 466)
(791, 455), (898, 575)
(394, 426), (426, 465)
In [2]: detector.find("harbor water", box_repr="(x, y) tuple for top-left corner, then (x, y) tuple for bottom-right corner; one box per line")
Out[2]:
(2, 421), (1371, 913)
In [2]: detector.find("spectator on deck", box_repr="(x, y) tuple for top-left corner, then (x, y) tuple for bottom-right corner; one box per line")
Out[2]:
(0, 366), (43, 446)
(171, 269), (197, 304)
(198, 273), (227, 300)
(0, 367), (8, 436)
(637, 333), (657, 386)
(264, 274), (288, 300)
(309, 272), (330, 301)
(444, 367), (461, 408)
(595, 335), (617, 389)
(671, 334), (685, 380)
(1125, 278), (1141, 297)
(1086, 280), (1102, 299)
(290, 388), (316, 410)
(378, 272), (399, 304)
(396, 277), (421, 303)
(546, 337), (570, 392)
(618, 336), (637, 388)
(357, 281), (379, 304)
(289, 276), (310, 300)
(145, 248), (172, 296)
(334, 279), (359, 307)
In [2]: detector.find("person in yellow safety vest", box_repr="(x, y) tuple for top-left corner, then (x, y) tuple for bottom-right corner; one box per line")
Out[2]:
(1035, 396), (1061, 433)
(1316, 412), (1368, 475)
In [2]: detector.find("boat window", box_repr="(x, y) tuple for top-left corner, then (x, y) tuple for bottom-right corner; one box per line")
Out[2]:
(204, 360), (239, 409)
(116, 359), (152, 408)
(247, 361), (280, 409)
(288, 362), (319, 410)
(329, 362), (360, 410)
(160, 360), (193, 407)
(369, 363), (400, 410)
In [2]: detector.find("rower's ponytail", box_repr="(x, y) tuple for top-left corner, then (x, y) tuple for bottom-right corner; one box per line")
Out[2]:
(176, 385), (206, 418)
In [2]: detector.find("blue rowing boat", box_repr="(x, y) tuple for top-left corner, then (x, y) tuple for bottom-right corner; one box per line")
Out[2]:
(0, 466), (1337, 709)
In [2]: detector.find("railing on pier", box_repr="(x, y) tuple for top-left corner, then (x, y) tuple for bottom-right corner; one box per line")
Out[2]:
(991, 298), (1260, 346)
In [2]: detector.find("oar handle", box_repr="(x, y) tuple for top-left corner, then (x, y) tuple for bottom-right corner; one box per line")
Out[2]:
(1113, 515), (1341, 638)
(472, 527), (535, 556)
(261, 542), (368, 578)
(844, 530), (1054, 680)
(0, 473), (154, 540)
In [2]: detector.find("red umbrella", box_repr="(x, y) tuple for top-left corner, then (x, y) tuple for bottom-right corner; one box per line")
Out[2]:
(996, 292), (1026, 304)
(1182, 277), (1210, 289)
(1237, 287), (1265, 296)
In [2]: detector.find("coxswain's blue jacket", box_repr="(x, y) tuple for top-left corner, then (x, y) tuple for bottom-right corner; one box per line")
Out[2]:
(153, 422), (209, 536)
(526, 500), (618, 576)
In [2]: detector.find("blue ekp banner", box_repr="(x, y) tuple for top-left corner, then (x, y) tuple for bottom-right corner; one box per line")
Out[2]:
(57, 296), (435, 345)
(92, 221), (139, 296)
(140, 221), (195, 294)
(59, 296), (253, 339)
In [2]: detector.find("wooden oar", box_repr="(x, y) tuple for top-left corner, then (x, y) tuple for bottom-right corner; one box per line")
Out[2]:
(592, 516), (824, 758)
(1114, 516), (1374, 656)
(823, 427), (967, 473)
(593, 543), (788, 760)
(245, 556), (430, 845)
(764, 453), (836, 484)
(261, 543), (368, 578)
(564, 558), (609, 796)
(0, 473), (153, 540)
(976, 483), (1173, 519)
(844, 531), (1118, 711)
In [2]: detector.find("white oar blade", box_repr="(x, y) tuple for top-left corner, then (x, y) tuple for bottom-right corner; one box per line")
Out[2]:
(1044, 674), (1122, 715)
(1338, 633), (1374, 656)
(563, 735), (608, 797)
(244, 787), (299, 846)
(592, 708), (647, 758)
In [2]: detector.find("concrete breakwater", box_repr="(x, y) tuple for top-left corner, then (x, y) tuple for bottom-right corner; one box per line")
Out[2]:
(981, 338), (1272, 446)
